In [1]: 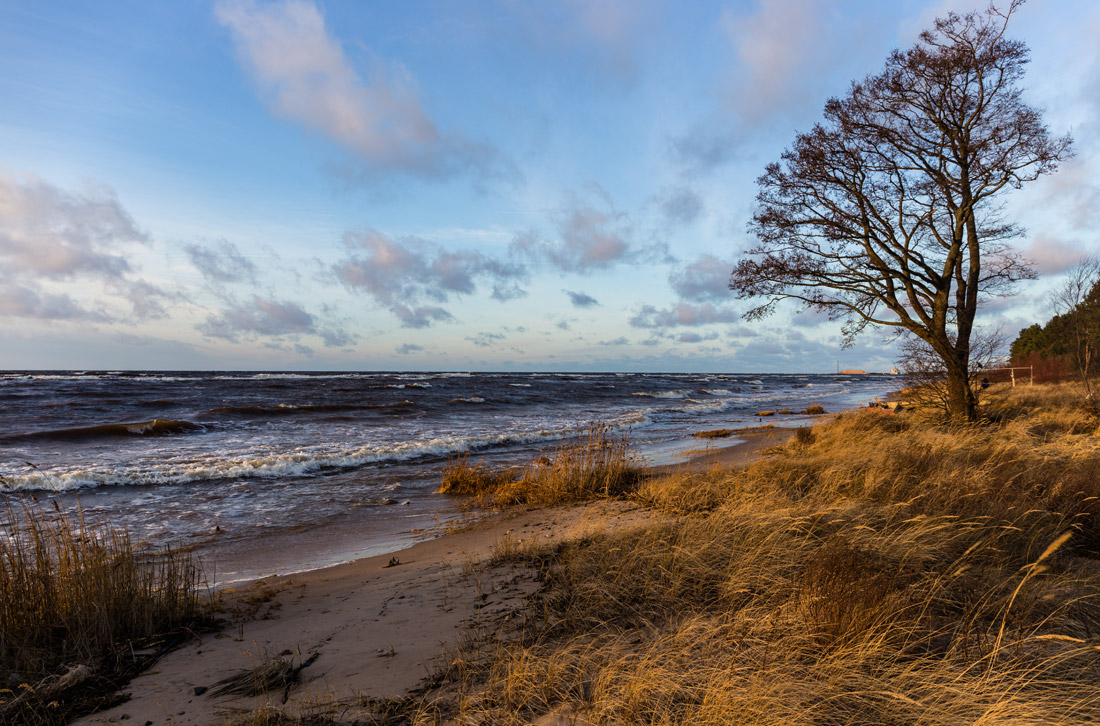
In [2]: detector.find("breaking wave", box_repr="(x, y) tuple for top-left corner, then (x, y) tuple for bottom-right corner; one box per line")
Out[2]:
(12, 419), (203, 442)
(1, 410), (653, 492)
(632, 390), (689, 399)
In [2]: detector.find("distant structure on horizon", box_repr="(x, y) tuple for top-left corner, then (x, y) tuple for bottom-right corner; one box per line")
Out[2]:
(837, 369), (868, 375)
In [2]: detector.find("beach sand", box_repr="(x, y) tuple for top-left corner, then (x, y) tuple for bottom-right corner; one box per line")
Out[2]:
(75, 428), (793, 725)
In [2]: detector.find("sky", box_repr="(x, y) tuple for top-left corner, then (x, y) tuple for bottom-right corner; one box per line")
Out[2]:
(1, 0), (1097, 372)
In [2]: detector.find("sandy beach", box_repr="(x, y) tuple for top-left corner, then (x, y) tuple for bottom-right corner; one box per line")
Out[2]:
(75, 428), (793, 726)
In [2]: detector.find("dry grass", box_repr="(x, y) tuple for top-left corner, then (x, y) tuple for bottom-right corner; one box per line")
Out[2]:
(434, 383), (1100, 724)
(438, 424), (644, 508)
(438, 455), (519, 496)
(0, 498), (207, 725)
(802, 404), (826, 415)
(692, 428), (734, 439)
(227, 383), (1100, 724)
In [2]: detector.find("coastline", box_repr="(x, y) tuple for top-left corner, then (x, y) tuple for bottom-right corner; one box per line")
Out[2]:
(189, 424), (803, 586)
(74, 427), (790, 725)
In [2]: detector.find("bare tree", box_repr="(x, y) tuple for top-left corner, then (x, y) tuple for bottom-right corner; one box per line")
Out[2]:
(729, 1), (1071, 421)
(1050, 257), (1100, 412)
(898, 327), (1005, 416)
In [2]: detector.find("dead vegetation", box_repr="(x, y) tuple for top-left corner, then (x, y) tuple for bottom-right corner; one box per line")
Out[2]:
(0, 498), (209, 725)
(437, 424), (644, 508)
(423, 383), (1100, 724)
(146, 383), (1100, 724)
(692, 428), (734, 439)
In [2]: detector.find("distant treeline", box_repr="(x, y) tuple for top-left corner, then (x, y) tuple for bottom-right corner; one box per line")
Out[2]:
(1008, 277), (1100, 382)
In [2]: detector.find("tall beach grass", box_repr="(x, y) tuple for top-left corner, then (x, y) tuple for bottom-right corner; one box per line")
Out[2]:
(436, 383), (1100, 724)
(0, 497), (207, 725)
(439, 423), (644, 507)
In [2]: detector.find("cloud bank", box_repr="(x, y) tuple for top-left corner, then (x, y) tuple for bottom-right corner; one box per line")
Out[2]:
(333, 228), (527, 327)
(216, 0), (506, 182)
(0, 172), (167, 322)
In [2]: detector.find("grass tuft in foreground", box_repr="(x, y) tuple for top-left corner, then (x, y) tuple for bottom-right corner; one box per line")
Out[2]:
(0, 498), (207, 725)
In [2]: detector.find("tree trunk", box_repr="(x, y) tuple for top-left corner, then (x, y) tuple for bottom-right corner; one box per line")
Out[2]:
(944, 363), (976, 422)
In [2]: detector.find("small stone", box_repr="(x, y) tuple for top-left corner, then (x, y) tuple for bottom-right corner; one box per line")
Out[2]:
(193, 685), (208, 696)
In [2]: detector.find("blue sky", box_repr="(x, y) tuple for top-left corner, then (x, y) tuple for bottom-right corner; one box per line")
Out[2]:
(1, 0), (1096, 371)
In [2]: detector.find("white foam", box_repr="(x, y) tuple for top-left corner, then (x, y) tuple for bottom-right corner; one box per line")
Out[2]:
(631, 390), (689, 399)
(0, 411), (655, 493)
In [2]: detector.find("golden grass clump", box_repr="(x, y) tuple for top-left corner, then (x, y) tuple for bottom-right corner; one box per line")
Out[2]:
(802, 404), (826, 415)
(692, 428), (734, 439)
(0, 498), (206, 725)
(439, 424), (644, 507)
(434, 383), (1100, 724)
(438, 455), (518, 496)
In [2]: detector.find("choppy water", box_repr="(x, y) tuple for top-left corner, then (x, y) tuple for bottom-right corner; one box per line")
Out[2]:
(0, 370), (897, 582)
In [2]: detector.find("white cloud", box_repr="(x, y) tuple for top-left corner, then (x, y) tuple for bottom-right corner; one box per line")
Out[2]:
(198, 295), (354, 348)
(673, 0), (872, 171)
(499, 0), (655, 83)
(216, 0), (506, 182)
(629, 302), (741, 329)
(721, 0), (840, 126)
(1020, 234), (1092, 276)
(333, 228), (527, 327)
(183, 239), (258, 284)
(0, 173), (146, 279)
(656, 185), (704, 225)
(512, 187), (632, 272)
(466, 331), (505, 348)
(0, 171), (168, 321)
(0, 283), (109, 322)
(669, 255), (734, 302)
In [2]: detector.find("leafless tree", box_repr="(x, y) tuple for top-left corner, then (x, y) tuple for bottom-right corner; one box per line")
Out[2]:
(898, 327), (1005, 416)
(729, 1), (1071, 421)
(1050, 256), (1100, 412)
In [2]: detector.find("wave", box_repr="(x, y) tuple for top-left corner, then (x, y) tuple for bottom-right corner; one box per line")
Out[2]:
(1, 412), (655, 492)
(14, 419), (204, 442)
(449, 397), (486, 404)
(199, 401), (417, 418)
(702, 388), (734, 396)
(631, 390), (689, 399)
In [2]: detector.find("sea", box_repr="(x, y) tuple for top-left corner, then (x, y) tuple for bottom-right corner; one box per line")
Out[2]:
(0, 371), (897, 584)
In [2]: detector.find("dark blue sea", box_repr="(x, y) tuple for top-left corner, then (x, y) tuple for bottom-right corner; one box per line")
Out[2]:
(0, 371), (897, 582)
